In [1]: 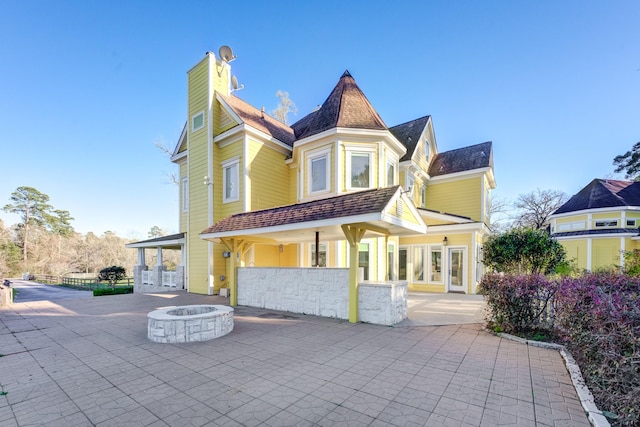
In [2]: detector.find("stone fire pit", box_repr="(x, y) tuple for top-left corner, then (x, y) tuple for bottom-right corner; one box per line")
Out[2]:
(147, 304), (234, 343)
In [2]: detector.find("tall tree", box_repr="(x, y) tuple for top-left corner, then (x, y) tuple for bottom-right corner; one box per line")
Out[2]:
(613, 141), (640, 179)
(3, 187), (53, 263)
(512, 189), (568, 230)
(270, 90), (298, 124)
(3, 187), (74, 264)
(148, 226), (165, 238)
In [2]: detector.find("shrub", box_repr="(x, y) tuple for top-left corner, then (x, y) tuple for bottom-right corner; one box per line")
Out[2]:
(483, 228), (566, 274)
(93, 286), (133, 296)
(478, 273), (557, 334)
(554, 274), (640, 426)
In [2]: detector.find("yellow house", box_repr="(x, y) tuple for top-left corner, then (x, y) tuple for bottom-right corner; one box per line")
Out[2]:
(550, 178), (640, 271)
(128, 47), (496, 320)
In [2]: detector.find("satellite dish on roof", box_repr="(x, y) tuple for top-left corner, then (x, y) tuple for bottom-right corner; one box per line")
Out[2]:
(218, 45), (236, 63)
(230, 75), (244, 92)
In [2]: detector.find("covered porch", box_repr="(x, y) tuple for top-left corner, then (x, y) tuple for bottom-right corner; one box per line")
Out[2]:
(125, 233), (186, 293)
(200, 186), (427, 324)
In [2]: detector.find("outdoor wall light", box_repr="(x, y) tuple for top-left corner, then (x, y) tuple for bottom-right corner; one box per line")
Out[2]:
(203, 176), (212, 186)
(442, 236), (448, 246)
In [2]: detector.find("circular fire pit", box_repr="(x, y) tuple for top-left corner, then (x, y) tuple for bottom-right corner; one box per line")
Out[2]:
(147, 304), (234, 343)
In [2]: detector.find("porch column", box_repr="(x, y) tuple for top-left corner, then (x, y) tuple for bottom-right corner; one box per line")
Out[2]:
(342, 225), (366, 323)
(133, 248), (147, 294)
(152, 247), (165, 287)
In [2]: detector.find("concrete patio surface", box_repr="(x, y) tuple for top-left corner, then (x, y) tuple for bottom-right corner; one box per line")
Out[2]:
(0, 291), (589, 426)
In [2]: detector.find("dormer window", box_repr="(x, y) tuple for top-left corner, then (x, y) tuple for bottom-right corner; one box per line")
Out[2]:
(424, 139), (429, 161)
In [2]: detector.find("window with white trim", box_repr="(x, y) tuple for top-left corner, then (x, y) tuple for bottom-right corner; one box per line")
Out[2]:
(387, 243), (395, 280)
(386, 160), (395, 186)
(350, 152), (371, 189)
(309, 154), (329, 193)
(627, 219), (636, 227)
(594, 219), (618, 228)
(310, 243), (327, 267)
(557, 221), (586, 232)
(420, 184), (426, 208)
(430, 247), (442, 283)
(181, 178), (189, 212)
(222, 159), (239, 203)
(413, 246), (425, 282)
(191, 111), (204, 132)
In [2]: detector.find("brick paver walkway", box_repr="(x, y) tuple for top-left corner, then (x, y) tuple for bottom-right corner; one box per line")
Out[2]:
(0, 292), (589, 426)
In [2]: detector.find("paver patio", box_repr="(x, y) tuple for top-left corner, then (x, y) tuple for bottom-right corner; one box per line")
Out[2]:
(0, 292), (589, 426)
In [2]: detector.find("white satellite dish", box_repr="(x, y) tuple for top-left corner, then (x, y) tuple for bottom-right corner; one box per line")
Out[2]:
(218, 45), (235, 63)
(230, 75), (244, 92)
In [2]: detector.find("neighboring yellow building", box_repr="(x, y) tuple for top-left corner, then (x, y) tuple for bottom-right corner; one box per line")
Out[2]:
(129, 47), (496, 301)
(550, 178), (640, 271)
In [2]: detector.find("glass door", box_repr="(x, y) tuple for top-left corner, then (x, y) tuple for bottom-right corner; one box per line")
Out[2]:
(448, 248), (465, 292)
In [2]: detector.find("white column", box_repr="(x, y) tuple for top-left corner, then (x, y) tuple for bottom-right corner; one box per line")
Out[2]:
(138, 248), (146, 266)
(156, 247), (163, 267)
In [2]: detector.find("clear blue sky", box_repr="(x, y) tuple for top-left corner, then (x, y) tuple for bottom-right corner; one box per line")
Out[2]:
(1, 1), (638, 238)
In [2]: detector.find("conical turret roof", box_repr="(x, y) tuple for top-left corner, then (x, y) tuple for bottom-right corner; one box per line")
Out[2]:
(292, 70), (387, 140)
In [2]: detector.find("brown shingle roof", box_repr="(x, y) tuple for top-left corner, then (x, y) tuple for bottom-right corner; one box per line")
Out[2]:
(291, 70), (387, 141)
(202, 186), (400, 235)
(428, 141), (492, 177)
(220, 94), (296, 147)
(389, 116), (431, 162)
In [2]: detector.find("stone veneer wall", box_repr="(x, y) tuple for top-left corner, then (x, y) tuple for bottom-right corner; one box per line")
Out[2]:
(358, 281), (408, 326)
(237, 268), (408, 325)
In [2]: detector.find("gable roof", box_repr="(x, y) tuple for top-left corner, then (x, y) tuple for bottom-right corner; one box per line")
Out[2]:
(291, 70), (387, 141)
(219, 94), (296, 147)
(428, 141), (493, 177)
(554, 179), (640, 214)
(389, 116), (431, 162)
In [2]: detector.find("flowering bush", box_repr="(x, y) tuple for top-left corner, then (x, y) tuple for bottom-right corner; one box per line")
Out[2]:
(480, 272), (640, 426)
(554, 274), (640, 426)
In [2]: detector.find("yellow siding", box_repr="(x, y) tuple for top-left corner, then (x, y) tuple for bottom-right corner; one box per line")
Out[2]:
(213, 100), (238, 136)
(253, 244), (297, 267)
(556, 214), (588, 225)
(248, 139), (292, 209)
(561, 239), (588, 271)
(413, 139), (430, 176)
(289, 166), (298, 202)
(592, 212), (622, 220)
(215, 140), (244, 222)
(593, 238), (621, 269)
(186, 57), (211, 295)
(426, 177), (482, 220)
(179, 162), (188, 233)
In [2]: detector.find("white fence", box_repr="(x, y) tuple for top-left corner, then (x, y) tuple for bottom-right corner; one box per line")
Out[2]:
(141, 270), (177, 287)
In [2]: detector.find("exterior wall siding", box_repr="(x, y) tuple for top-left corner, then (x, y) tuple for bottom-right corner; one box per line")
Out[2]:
(593, 238), (622, 269)
(426, 177), (482, 220)
(186, 58), (211, 295)
(248, 139), (291, 209)
(215, 139), (244, 221)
